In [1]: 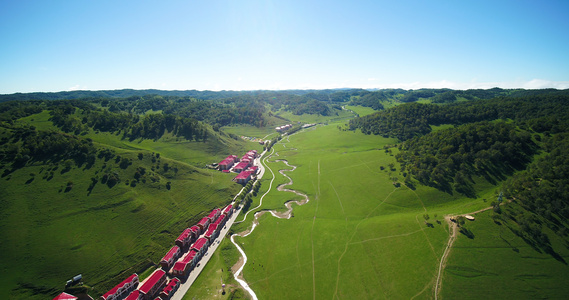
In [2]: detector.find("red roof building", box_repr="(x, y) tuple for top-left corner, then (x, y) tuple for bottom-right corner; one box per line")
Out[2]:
(101, 273), (139, 300)
(171, 261), (186, 277)
(207, 208), (221, 222)
(172, 250), (198, 278)
(204, 223), (218, 241)
(185, 249), (198, 263)
(233, 161), (250, 173)
(160, 246), (181, 270)
(175, 228), (192, 249)
(247, 150), (258, 157)
(191, 237), (209, 255)
(138, 269), (166, 300)
(213, 214), (226, 228)
(197, 217), (210, 231)
(53, 292), (78, 300)
(190, 225), (201, 238)
(124, 290), (141, 300)
(218, 155), (239, 170)
(222, 204), (233, 217)
(159, 278), (181, 300)
(247, 166), (259, 174)
(235, 170), (253, 184)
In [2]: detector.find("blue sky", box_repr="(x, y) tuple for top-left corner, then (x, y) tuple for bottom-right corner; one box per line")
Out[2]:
(1, 0), (568, 93)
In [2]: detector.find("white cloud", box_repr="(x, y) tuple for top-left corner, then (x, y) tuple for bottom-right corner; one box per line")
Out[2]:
(522, 79), (569, 89)
(68, 84), (86, 91)
(365, 79), (569, 90)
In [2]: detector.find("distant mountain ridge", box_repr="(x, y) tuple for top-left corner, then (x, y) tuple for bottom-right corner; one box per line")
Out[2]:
(0, 88), (353, 102)
(2, 87), (568, 103)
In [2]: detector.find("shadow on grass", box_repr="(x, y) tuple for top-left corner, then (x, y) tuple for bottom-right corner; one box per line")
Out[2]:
(459, 227), (475, 239)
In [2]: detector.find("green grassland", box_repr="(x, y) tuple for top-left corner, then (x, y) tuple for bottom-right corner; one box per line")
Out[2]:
(210, 121), (569, 299)
(226, 124), (454, 299)
(441, 209), (569, 299)
(0, 114), (256, 299)
(274, 109), (355, 124)
(343, 105), (378, 117)
(221, 124), (276, 139)
(182, 238), (243, 300)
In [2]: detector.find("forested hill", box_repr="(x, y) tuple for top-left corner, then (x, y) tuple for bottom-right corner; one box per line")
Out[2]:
(2, 87), (567, 103)
(348, 94), (569, 140)
(0, 89), (245, 101)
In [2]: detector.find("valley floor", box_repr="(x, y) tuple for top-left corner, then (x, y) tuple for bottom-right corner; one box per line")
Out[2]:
(209, 124), (569, 299)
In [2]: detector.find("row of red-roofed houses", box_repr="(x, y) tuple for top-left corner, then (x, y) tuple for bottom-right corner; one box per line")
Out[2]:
(171, 205), (233, 278)
(100, 274), (138, 300)
(100, 269), (179, 300)
(216, 150), (259, 184)
(101, 204), (234, 300)
(217, 150), (258, 173)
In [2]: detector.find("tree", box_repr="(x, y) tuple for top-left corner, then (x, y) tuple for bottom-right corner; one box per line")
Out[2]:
(456, 216), (466, 227)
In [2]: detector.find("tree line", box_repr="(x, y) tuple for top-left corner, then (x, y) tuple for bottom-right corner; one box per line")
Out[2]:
(348, 94), (569, 140)
(48, 103), (210, 142)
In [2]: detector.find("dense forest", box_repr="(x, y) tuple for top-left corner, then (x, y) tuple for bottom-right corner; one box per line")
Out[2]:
(397, 121), (537, 197)
(348, 94), (569, 140)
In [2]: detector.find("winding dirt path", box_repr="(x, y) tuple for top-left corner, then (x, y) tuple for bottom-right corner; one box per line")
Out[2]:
(435, 204), (499, 299)
(230, 146), (310, 299)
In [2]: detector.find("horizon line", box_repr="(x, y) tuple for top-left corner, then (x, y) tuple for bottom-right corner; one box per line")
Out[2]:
(3, 84), (569, 95)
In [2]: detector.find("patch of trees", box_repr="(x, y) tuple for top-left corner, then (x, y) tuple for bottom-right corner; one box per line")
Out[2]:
(349, 94), (569, 140)
(290, 99), (332, 116)
(0, 101), (44, 122)
(350, 92), (386, 110)
(397, 121), (537, 197)
(348, 102), (436, 140)
(503, 132), (569, 220)
(47, 103), (210, 142)
(265, 135), (281, 151)
(400, 89), (437, 102)
(494, 132), (569, 262)
(431, 91), (458, 103)
(0, 126), (97, 170)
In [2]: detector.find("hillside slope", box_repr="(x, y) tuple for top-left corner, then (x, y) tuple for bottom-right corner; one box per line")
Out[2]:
(0, 111), (258, 299)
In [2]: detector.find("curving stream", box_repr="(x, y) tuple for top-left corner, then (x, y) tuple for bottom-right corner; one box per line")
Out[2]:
(230, 148), (310, 299)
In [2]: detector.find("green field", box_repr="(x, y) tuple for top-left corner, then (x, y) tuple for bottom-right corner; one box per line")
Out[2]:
(221, 124), (277, 139)
(274, 109), (355, 124)
(192, 121), (569, 299)
(343, 105), (378, 117)
(208, 124), (446, 298)
(441, 210), (569, 299)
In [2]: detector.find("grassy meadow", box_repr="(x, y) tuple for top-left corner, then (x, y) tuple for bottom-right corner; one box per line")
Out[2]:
(274, 109), (355, 124)
(221, 125), (277, 139)
(198, 120), (569, 300)
(215, 124), (456, 299)
(441, 210), (569, 299)
(0, 113), (255, 299)
(343, 105), (378, 117)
